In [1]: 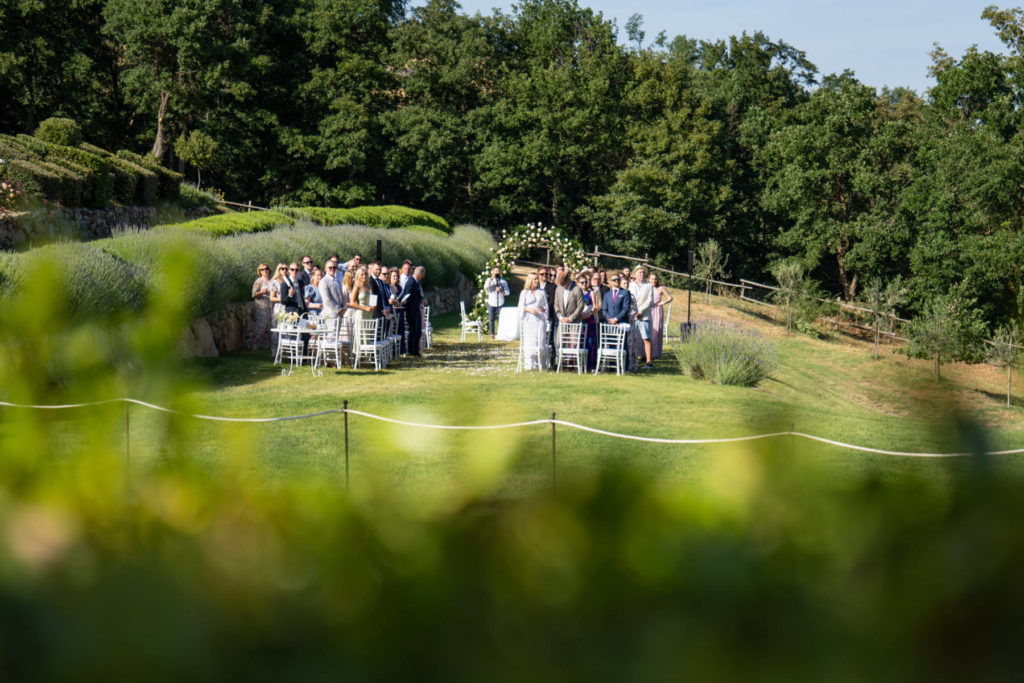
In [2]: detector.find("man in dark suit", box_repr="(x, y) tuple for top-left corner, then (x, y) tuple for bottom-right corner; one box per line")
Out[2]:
(402, 266), (425, 356)
(538, 267), (557, 368)
(601, 273), (631, 326)
(296, 255), (313, 291)
(367, 260), (391, 319)
(284, 262), (310, 354)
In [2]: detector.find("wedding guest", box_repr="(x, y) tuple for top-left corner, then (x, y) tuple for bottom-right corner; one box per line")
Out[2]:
(249, 263), (273, 350)
(631, 266), (654, 369)
(402, 266), (426, 356)
(601, 274), (630, 326)
(578, 272), (599, 370)
(305, 268), (324, 317)
(269, 263), (287, 318)
(319, 261), (346, 320)
(518, 273), (548, 370)
(649, 271), (674, 360)
(399, 259), (413, 288)
(342, 268), (355, 298)
(343, 266), (373, 342)
(485, 266), (510, 337)
(538, 267), (557, 367)
(297, 255), (313, 290)
(367, 260), (390, 318)
(593, 271), (609, 317)
(268, 262), (288, 352)
(283, 263), (309, 314)
(554, 269), (584, 324)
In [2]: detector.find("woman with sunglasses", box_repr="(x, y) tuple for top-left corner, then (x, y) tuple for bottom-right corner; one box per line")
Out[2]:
(248, 263), (273, 350)
(268, 263), (288, 350)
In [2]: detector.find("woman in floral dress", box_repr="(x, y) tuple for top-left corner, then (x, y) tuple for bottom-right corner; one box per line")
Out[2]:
(249, 263), (273, 350)
(648, 271), (673, 360)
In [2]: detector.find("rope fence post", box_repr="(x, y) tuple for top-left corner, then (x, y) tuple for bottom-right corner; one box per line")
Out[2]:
(125, 400), (130, 464)
(343, 400), (350, 493)
(551, 411), (557, 495)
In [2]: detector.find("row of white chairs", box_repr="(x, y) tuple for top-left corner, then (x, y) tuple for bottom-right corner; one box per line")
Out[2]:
(516, 322), (631, 375)
(275, 307), (431, 374)
(463, 300), (672, 346)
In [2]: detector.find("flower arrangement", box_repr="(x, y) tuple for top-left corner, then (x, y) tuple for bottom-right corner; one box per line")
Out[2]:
(470, 222), (589, 325)
(274, 310), (300, 325)
(0, 177), (29, 214)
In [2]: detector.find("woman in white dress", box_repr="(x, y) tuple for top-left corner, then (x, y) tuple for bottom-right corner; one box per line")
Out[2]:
(518, 272), (549, 370)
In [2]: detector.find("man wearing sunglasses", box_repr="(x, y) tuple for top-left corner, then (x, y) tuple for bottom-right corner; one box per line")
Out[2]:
(296, 255), (313, 291)
(537, 267), (557, 368)
(319, 261), (345, 320)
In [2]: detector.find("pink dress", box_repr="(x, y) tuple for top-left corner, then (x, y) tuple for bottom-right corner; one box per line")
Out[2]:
(650, 288), (664, 359)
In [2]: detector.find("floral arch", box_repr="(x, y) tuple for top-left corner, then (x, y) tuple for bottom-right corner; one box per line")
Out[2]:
(471, 222), (589, 322)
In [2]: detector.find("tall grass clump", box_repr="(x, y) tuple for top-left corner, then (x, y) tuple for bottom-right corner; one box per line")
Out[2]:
(283, 205), (451, 233)
(675, 320), (777, 386)
(157, 210), (295, 236)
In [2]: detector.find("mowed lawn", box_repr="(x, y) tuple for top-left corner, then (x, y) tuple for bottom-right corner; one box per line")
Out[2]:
(45, 286), (1022, 502)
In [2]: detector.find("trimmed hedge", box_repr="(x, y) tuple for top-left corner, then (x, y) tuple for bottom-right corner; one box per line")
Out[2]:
(0, 223), (494, 324)
(38, 160), (84, 207)
(2, 159), (62, 200)
(42, 143), (112, 208)
(0, 134), (42, 161)
(282, 205), (451, 233)
(117, 150), (182, 200)
(156, 210), (296, 236)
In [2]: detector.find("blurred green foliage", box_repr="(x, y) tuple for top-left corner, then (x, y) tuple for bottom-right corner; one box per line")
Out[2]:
(1, 245), (1024, 680)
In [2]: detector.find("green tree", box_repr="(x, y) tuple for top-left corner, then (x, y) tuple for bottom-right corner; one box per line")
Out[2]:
(174, 130), (219, 189)
(988, 321), (1022, 408)
(770, 260), (811, 331)
(755, 73), (917, 301)
(475, 0), (629, 232)
(694, 238), (729, 303)
(861, 276), (908, 359)
(905, 290), (987, 381)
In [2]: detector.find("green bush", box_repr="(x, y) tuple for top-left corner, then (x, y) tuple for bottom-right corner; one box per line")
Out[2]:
(290, 205), (451, 233)
(34, 117), (83, 147)
(106, 156), (157, 205)
(15, 134), (50, 158)
(117, 150), (182, 200)
(177, 182), (221, 210)
(106, 157), (137, 203)
(675, 319), (778, 386)
(157, 210), (295, 237)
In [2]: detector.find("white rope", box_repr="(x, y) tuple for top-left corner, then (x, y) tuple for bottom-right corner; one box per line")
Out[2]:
(1, 398), (1020, 457)
(344, 409), (549, 430)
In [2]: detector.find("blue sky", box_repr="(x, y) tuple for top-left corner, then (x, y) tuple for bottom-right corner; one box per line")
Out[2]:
(454, 0), (1008, 94)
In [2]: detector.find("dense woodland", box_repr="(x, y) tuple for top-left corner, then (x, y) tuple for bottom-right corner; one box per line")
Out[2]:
(2, 0), (1024, 326)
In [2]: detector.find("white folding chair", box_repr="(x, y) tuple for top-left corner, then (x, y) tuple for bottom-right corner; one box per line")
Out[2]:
(460, 301), (483, 342)
(595, 323), (628, 375)
(387, 314), (402, 361)
(662, 303), (672, 343)
(556, 322), (586, 374)
(278, 324), (304, 375)
(423, 306), (433, 349)
(516, 322), (546, 373)
(315, 316), (348, 371)
(353, 318), (385, 371)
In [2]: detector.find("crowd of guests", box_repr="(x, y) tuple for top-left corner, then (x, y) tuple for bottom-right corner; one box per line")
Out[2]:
(507, 264), (673, 372)
(248, 252), (427, 359)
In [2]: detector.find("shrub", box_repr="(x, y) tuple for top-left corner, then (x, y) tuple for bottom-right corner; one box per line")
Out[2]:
(177, 182), (221, 210)
(115, 158), (158, 205)
(79, 142), (111, 157)
(292, 205), (451, 233)
(15, 134), (50, 158)
(156, 210), (295, 237)
(675, 319), (778, 386)
(0, 134), (42, 161)
(34, 117), (83, 147)
(106, 156), (138, 203)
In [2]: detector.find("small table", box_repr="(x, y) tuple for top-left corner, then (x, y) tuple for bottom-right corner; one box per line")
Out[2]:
(495, 307), (519, 341)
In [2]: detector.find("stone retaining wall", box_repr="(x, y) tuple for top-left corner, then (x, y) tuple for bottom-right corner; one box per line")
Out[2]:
(0, 205), (211, 250)
(180, 273), (478, 358)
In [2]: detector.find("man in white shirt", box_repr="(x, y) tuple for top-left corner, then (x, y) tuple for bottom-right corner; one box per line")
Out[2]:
(319, 261), (345, 319)
(485, 267), (510, 337)
(399, 260), (413, 288)
(631, 267), (655, 369)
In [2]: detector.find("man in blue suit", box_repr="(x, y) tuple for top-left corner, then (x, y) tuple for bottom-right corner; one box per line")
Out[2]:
(401, 265), (425, 357)
(601, 274), (631, 325)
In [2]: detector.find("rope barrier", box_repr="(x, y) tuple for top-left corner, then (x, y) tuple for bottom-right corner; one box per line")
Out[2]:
(1, 398), (1020, 458)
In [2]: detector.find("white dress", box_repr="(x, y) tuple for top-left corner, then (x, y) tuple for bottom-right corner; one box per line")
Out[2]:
(518, 289), (549, 370)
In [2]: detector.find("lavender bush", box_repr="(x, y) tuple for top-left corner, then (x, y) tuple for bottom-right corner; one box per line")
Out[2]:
(675, 320), (778, 387)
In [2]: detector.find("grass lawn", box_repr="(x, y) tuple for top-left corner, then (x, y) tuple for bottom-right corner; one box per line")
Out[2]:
(39, 286), (1024, 503)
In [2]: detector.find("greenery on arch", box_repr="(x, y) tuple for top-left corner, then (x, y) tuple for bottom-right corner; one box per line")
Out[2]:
(470, 222), (589, 322)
